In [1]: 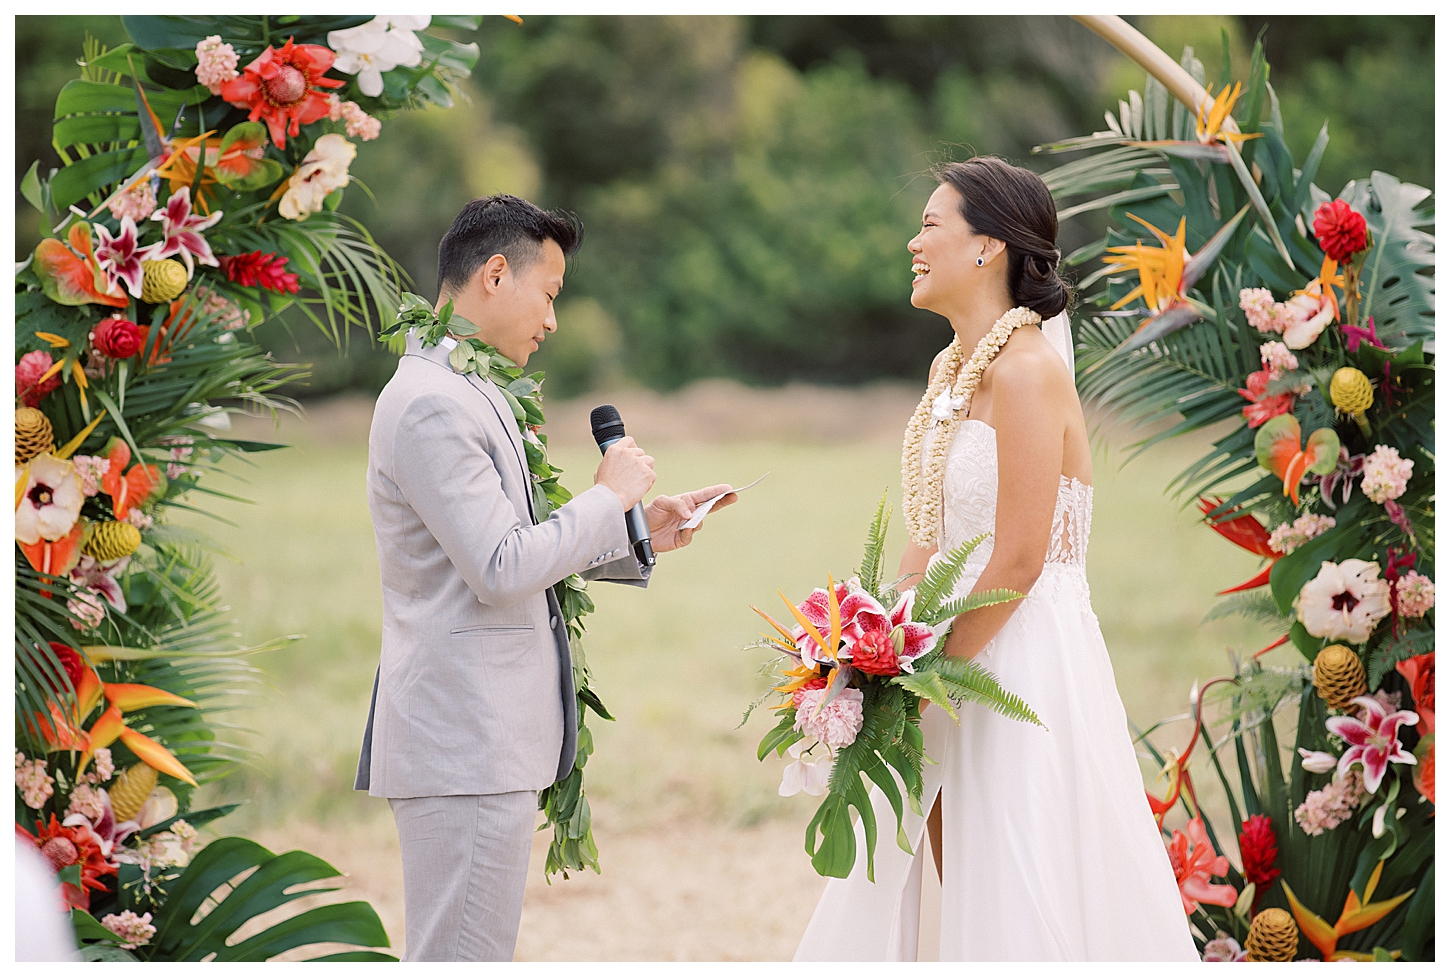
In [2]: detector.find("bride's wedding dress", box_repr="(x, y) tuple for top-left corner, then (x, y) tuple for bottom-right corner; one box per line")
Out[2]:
(794, 413), (1199, 961)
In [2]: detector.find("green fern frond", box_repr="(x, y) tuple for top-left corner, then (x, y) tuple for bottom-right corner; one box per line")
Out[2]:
(858, 490), (891, 599)
(914, 533), (988, 620)
(908, 656), (1044, 728)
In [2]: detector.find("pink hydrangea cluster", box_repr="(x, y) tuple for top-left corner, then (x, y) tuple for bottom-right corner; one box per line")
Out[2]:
(1258, 341), (1298, 376)
(328, 95), (382, 140)
(193, 284), (251, 332)
(126, 508), (155, 531)
(160, 436), (195, 481)
(1201, 935), (1247, 962)
(101, 910), (156, 950)
(68, 590), (107, 631)
(793, 686), (864, 750)
(1360, 444), (1413, 504)
(15, 752), (55, 810)
(65, 783), (106, 822)
(170, 819), (199, 854)
(1268, 514), (1336, 555)
(108, 180), (157, 223)
(194, 35), (240, 94)
(1240, 288), (1282, 334)
(1396, 571), (1434, 619)
(91, 747), (115, 784)
(1293, 768), (1366, 836)
(72, 454), (111, 497)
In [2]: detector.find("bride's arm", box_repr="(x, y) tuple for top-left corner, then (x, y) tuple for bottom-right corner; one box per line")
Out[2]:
(942, 347), (1066, 660)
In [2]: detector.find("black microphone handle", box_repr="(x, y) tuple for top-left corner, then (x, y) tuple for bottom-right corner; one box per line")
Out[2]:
(595, 434), (657, 567)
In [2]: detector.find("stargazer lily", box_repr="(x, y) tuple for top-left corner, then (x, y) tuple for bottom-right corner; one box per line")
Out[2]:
(92, 216), (154, 299)
(148, 186), (222, 276)
(1326, 695), (1419, 794)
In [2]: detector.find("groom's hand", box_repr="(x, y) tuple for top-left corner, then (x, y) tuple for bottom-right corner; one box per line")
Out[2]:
(594, 436), (656, 509)
(645, 484), (737, 553)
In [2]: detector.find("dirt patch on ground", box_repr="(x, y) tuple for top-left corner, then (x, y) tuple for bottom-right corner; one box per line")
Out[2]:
(228, 378), (927, 450)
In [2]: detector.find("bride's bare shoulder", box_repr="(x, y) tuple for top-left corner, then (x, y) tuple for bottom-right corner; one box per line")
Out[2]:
(989, 327), (1074, 399)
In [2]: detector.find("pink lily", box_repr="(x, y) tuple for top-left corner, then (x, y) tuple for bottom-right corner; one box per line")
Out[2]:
(791, 579), (942, 671)
(148, 187), (222, 275)
(1326, 695), (1420, 794)
(92, 217), (155, 298)
(69, 555), (131, 614)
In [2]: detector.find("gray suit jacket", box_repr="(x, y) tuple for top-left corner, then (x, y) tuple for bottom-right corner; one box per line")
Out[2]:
(354, 332), (647, 798)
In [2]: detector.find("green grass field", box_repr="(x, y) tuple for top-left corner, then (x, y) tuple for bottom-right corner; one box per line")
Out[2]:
(183, 422), (1283, 836)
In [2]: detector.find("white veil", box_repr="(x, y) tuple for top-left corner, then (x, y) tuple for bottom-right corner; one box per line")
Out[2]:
(1041, 311), (1075, 374)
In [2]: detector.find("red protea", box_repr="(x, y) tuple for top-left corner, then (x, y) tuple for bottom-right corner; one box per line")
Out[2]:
(18, 814), (117, 911)
(219, 37), (344, 149)
(1312, 199), (1369, 264)
(16, 350), (62, 407)
(1238, 814), (1281, 911)
(220, 251), (300, 294)
(849, 629), (902, 677)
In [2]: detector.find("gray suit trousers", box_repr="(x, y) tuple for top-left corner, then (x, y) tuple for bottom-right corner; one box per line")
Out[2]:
(388, 791), (537, 961)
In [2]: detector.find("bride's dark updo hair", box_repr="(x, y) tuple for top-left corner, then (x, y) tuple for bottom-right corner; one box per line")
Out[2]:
(932, 157), (1071, 319)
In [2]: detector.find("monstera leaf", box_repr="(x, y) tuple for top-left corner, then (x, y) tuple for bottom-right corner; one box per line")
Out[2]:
(1335, 172), (1435, 348)
(82, 837), (396, 961)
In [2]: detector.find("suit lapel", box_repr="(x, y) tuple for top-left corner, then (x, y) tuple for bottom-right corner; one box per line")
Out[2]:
(465, 372), (538, 525)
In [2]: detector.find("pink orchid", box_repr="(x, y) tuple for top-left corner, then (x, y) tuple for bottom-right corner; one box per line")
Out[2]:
(69, 555), (131, 614)
(1326, 695), (1420, 794)
(791, 580), (942, 672)
(93, 217), (155, 298)
(148, 187), (222, 275)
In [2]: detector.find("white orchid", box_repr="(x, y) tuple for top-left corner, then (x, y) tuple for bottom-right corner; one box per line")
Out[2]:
(779, 740), (833, 797)
(279, 134), (357, 221)
(327, 16), (429, 98)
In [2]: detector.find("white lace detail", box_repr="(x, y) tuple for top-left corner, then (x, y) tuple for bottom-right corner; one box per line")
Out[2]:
(926, 419), (1092, 569)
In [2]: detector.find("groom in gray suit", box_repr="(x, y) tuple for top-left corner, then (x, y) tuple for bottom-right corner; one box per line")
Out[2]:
(354, 194), (733, 961)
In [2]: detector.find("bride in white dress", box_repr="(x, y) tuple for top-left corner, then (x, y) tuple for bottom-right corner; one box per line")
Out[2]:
(795, 158), (1198, 961)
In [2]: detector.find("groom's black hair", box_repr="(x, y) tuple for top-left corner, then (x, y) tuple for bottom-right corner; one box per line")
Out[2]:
(437, 194), (582, 295)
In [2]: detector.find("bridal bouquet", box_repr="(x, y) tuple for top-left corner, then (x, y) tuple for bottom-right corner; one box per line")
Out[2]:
(750, 494), (1040, 879)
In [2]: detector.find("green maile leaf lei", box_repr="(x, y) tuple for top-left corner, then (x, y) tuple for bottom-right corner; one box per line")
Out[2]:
(383, 291), (612, 881)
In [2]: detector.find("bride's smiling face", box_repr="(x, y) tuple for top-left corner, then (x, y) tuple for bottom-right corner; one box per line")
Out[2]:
(908, 183), (993, 314)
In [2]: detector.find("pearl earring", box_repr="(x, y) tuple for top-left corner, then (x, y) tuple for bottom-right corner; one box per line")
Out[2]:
(976, 256), (985, 267)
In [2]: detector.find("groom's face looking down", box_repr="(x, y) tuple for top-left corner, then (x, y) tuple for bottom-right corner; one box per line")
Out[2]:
(435, 194), (581, 368)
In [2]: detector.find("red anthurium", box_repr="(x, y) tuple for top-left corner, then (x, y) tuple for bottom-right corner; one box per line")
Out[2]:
(32, 223), (129, 308)
(19, 520), (86, 579)
(100, 438), (163, 521)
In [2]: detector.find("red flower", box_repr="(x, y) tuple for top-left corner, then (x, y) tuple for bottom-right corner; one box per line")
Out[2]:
(1237, 814), (1281, 910)
(90, 316), (144, 359)
(790, 676), (828, 710)
(1412, 736), (1433, 806)
(219, 38), (345, 149)
(1166, 816), (1237, 915)
(1395, 651), (1434, 736)
(849, 629), (902, 677)
(1313, 199), (1369, 264)
(17, 814), (117, 911)
(1239, 369), (1295, 428)
(47, 642), (86, 694)
(17, 350), (62, 407)
(220, 251), (300, 294)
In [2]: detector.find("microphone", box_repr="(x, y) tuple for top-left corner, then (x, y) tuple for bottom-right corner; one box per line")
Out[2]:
(589, 405), (656, 568)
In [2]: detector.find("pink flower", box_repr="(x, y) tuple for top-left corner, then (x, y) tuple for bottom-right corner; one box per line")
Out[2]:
(71, 455), (111, 497)
(15, 752), (55, 811)
(1268, 514), (1335, 555)
(148, 187), (222, 275)
(1396, 571), (1434, 619)
(1294, 559), (1392, 644)
(1165, 816), (1237, 914)
(793, 685), (864, 750)
(125, 508), (155, 531)
(101, 910), (156, 950)
(70, 555), (131, 613)
(65, 784), (106, 822)
(1240, 288), (1282, 334)
(791, 580), (942, 672)
(1326, 695), (1420, 794)
(160, 436), (194, 481)
(1342, 316), (1385, 353)
(1294, 769), (1366, 835)
(194, 35), (240, 94)
(1258, 341), (1298, 375)
(67, 591), (107, 631)
(333, 99), (382, 140)
(1202, 935), (1248, 962)
(17, 349), (62, 407)
(93, 216), (155, 299)
(1318, 447), (1366, 510)
(91, 748), (115, 784)
(1360, 444), (1413, 505)
(108, 181), (156, 223)
(1279, 284), (1336, 349)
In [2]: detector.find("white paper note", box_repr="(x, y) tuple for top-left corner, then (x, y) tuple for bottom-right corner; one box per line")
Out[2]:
(680, 472), (770, 529)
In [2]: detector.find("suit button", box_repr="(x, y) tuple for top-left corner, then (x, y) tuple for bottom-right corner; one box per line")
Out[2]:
(550, 615), (558, 629)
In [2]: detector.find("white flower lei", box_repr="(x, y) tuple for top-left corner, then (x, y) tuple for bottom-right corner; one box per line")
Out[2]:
(900, 306), (1042, 546)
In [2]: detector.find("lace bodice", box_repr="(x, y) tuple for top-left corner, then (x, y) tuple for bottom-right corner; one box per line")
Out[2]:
(927, 419), (1092, 569)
